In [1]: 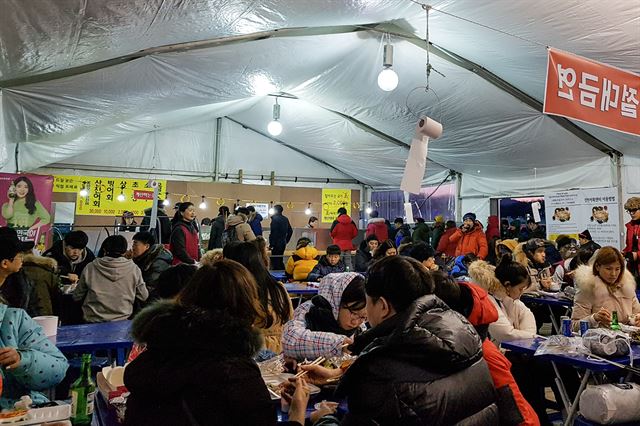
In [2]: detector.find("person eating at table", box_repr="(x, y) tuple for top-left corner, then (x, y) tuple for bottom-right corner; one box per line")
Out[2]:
(572, 246), (640, 331)
(0, 231), (68, 409)
(282, 272), (366, 360)
(300, 256), (499, 425)
(354, 234), (378, 272)
(124, 260), (311, 426)
(43, 230), (95, 286)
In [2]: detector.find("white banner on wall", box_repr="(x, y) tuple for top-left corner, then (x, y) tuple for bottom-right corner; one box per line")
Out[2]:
(544, 187), (620, 248)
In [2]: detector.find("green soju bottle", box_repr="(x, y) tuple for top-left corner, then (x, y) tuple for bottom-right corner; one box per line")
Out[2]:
(610, 310), (622, 331)
(70, 354), (96, 425)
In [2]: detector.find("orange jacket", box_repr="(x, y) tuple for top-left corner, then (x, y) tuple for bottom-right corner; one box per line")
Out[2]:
(449, 222), (488, 259)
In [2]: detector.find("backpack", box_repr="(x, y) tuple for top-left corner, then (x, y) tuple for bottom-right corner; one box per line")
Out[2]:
(222, 225), (239, 246)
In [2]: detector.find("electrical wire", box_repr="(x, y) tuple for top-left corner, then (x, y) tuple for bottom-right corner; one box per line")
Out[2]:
(408, 1), (548, 48)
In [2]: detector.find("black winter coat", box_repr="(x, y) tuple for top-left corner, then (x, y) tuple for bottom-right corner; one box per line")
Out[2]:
(208, 214), (226, 250)
(307, 257), (346, 282)
(132, 244), (172, 291)
(140, 207), (172, 244)
(269, 214), (293, 247)
(338, 295), (499, 425)
(354, 240), (373, 273)
(0, 271), (42, 317)
(124, 301), (296, 426)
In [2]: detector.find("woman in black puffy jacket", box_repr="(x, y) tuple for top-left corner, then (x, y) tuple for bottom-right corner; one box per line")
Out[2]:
(305, 256), (499, 425)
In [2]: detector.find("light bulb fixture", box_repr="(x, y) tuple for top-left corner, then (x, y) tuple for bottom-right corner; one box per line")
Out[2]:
(162, 192), (171, 206)
(268, 201), (275, 216)
(267, 98), (283, 136)
(377, 40), (399, 91)
(117, 192), (125, 202)
(365, 205), (372, 215)
(79, 183), (88, 197)
(199, 195), (207, 210)
(304, 202), (312, 216)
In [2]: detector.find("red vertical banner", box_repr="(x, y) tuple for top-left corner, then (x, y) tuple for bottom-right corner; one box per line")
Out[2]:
(0, 173), (54, 249)
(544, 48), (639, 136)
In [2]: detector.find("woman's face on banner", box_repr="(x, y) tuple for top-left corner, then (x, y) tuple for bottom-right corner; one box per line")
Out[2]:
(15, 181), (29, 198)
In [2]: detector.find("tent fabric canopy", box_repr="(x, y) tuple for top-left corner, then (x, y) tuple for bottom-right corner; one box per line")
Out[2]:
(0, 0), (638, 197)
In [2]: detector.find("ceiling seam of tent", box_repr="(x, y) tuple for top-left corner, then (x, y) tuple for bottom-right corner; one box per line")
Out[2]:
(0, 22), (619, 159)
(223, 115), (363, 185)
(373, 23), (621, 157)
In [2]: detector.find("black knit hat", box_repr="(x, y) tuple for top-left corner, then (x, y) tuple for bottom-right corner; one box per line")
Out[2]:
(64, 231), (89, 249)
(578, 229), (592, 241)
(326, 245), (342, 255)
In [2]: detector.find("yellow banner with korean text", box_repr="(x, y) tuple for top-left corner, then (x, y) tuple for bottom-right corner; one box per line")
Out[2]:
(53, 175), (166, 216)
(321, 189), (351, 223)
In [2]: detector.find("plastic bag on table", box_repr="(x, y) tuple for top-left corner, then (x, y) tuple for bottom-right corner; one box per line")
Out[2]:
(581, 328), (631, 358)
(534, 335), (588, 357)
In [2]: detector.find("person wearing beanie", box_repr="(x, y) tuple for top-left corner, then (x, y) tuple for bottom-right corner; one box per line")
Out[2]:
(555, 236), (578, 260)
(365, 210), (389, 242)
(449, 213), (488, 259)
(355, 235), (379, 272)
(409, 242), (438, 271)
(308, 245), (346, 282)
(578, 229), (601, 254)
(43, 230), (95, 285)
(73, 235), (148, 323)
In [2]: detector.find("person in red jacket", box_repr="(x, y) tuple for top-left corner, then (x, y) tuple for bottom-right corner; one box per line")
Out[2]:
(330, 208), (358, 251)
(436, 220), (458, 258)
(432, 272), (540, 426)
(486, 215), (500, 242)
(623, 197), (640, 277)
(450, 213), (489, 259)
(365, 210), (388, 242)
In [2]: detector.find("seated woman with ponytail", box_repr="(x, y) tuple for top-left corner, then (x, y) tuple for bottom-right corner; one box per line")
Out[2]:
(468, 254), (537, 344)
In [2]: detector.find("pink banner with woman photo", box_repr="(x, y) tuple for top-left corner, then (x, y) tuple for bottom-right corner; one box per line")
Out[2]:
(0, 173), (53, 249)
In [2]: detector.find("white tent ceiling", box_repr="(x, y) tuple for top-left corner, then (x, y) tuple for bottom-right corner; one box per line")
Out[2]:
(0, 0), (638, 196)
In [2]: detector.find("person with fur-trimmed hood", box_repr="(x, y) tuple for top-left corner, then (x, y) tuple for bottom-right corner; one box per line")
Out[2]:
(449, 212), (489, 259)
(307, 245), (345, 282)
(365, 210), (388, 242)
(571, 246), (640, 331)
(225, 208), (256, 243)
(512, 239), (557, 292)
(21, 250), (61, 316)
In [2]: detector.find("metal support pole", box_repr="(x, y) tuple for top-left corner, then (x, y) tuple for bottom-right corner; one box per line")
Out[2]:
(270, 171), (275, 186)
(212, 117), (222, 182)
(612, 153), (625, 249)
(149, 184), (159, 231)
(456, 172), (463, 223)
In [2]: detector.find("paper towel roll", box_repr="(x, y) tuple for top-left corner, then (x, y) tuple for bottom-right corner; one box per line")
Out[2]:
(415, 116), (443, 139)
(33, 316), (58, 337)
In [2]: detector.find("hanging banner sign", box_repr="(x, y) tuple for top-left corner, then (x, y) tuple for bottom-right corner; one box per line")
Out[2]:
(54, 175), (166, 216)
(321, 189), (351, 223)
(543, 48), (639, 136)
(0, 173), (53, 248)
(544, 187), (620, 248)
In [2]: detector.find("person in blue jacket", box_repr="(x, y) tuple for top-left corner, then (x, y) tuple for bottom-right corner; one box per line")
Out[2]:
(246, 206), (263, 237)
(0, 230), (68, 409)
(308, 245), (346, 282)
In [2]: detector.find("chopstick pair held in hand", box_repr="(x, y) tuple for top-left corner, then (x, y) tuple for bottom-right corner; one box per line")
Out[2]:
(294, 356), (325, 379)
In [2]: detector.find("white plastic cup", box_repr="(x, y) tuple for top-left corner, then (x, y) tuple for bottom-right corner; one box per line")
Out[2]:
(33, 316), (58, 337)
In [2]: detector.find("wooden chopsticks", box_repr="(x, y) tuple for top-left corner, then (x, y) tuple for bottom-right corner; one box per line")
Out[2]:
(294, 356), (325, 379)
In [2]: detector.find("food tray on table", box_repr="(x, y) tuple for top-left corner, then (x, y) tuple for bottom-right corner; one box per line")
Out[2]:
(0, 404), (71, 425)
(620, 324), (640, 344)
(263, 373), (321, 400)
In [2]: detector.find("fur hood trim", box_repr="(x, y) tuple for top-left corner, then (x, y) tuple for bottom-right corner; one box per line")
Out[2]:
(468, 260), (505, 297)
(131, 301), (263, 356)
(574, 264), (636, 297)
(367, 217), (386, 224)
(22, 254), (57, 271)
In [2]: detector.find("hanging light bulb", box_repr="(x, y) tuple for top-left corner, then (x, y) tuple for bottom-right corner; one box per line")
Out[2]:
(305, 202), (312, 216)
(199, 195), (207, 210)
(267, 98), (283, 136)
(79, 184), (88, 197)
(162, 192), (170, 207)
(268, 201), (275, 216)
(365, 205), (372, 215)
(117, 192), (126, 202)
(377, 41), (399, 91)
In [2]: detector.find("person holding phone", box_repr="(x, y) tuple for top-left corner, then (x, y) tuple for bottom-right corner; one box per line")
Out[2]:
(1, 176), (50, 233)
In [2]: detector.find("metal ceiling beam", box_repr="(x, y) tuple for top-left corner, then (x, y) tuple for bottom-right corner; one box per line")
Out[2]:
(223, 116), (364, 184)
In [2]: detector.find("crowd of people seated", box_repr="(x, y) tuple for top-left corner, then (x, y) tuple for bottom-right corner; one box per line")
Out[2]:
(1, 198), (639, 425)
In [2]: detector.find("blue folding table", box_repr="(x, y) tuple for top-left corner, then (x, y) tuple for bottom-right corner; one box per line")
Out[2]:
(55, 320), (133, 366)
(502, 337), (640, 426)
(521, 294), (573, 334)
